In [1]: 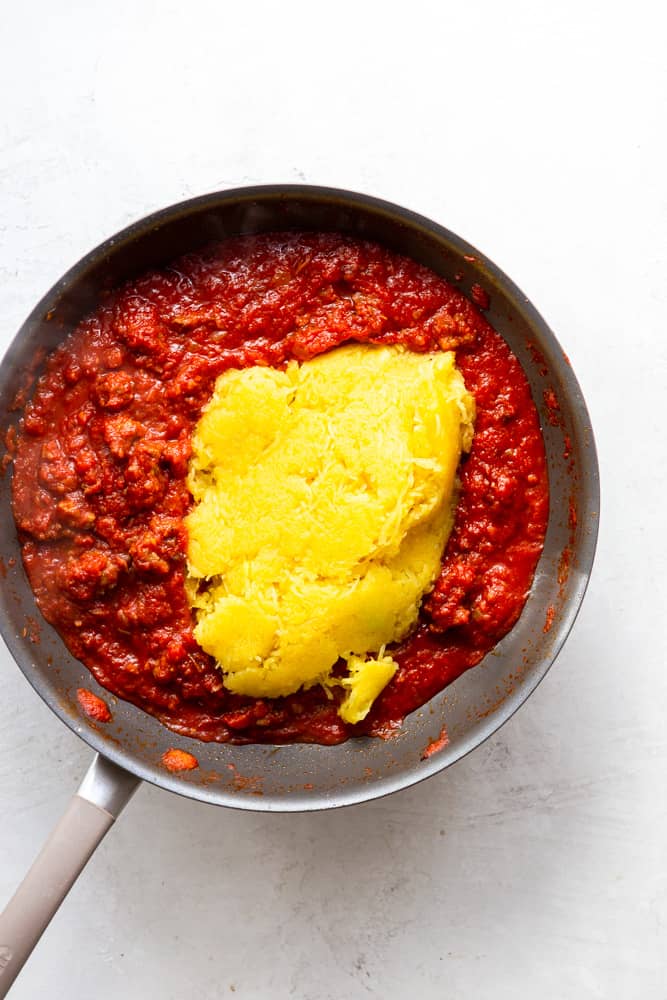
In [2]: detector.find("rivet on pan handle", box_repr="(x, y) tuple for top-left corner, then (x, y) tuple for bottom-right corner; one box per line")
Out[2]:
(0, 754), (140, 997)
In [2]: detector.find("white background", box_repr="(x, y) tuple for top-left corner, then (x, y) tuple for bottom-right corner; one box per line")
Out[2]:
(1, 1), (666, 997)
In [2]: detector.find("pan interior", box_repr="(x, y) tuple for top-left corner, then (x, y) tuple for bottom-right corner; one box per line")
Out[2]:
(0, 187), (599, 810)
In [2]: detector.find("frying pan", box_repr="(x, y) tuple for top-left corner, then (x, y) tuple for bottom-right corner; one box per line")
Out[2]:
(0, 186), (599, 995)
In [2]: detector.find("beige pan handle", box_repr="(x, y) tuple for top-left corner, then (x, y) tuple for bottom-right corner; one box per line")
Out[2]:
(0, 754), (140, 997)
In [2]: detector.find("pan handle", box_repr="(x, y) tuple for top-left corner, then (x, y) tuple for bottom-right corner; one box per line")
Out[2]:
(0, 754), (140, 997)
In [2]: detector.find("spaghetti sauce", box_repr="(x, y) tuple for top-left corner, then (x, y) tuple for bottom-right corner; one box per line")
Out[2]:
(11, 234), (548, 744)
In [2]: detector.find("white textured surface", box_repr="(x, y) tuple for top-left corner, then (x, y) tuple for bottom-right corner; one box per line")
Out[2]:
(1, 2), (666, 998)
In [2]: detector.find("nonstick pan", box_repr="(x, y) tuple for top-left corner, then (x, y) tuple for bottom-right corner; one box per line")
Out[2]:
(0, 186), (599, 995)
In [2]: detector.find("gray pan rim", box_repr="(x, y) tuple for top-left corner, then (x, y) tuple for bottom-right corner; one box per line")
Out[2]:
(0, 185), (600, 812)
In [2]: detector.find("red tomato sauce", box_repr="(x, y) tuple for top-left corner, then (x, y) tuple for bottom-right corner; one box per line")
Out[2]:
(161, 748), (199, 772)
(76, 687), (112, 723)
(11, 234), (548, 745)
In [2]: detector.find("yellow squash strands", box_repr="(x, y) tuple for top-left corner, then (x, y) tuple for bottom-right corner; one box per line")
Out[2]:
(185, 344), (475, 723)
